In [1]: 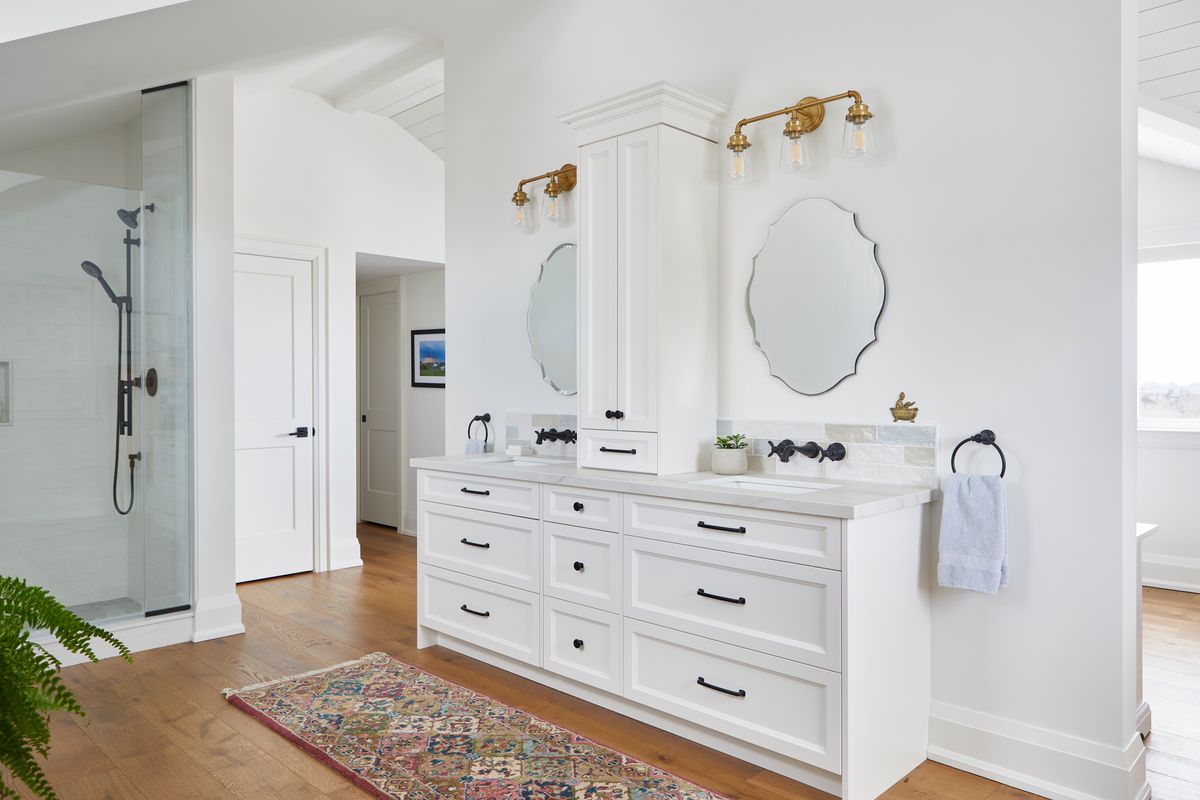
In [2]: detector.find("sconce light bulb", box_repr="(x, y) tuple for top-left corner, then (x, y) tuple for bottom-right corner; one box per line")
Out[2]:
(513, 203), (528, 228)
(779, 132), (811, 173)
(729, 150), (751, 183)
(545, 194), (562, 223)
(842, 111), (874, 158)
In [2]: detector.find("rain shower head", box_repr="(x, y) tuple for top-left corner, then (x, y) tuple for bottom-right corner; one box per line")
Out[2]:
(81, 260), (120, 304)
(117, 203), (154, 230)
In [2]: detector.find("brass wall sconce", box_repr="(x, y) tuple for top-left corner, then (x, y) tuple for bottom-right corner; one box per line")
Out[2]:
(726, 91), (874, 182)
(512, 163), (577, 229)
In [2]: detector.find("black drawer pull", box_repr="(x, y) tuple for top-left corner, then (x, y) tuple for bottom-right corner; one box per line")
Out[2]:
(573, 561), (585, 572)
(599, 447), (637, 455)
(460, 604), (490, 618)
(697, 677), (746, 698)
(573, 638), (584, 649)
(697, 588), (746, 605)
(697, 521), (746, 534)
(460, 487), (491, 496)
(573, 501), (585, 512)
(460, 538), (491, 549)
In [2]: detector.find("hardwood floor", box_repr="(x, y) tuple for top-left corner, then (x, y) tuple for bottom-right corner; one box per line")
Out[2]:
(1142, 586), (1200, 800)
(23, 526), (1195, 800)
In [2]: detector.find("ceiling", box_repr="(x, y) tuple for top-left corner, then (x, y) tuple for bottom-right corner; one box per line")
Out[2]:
(357, 252), (443, 281)
(0, 0), (500, 132)
(237, 32), (446, 158)
(1140, 0), (1200, 113)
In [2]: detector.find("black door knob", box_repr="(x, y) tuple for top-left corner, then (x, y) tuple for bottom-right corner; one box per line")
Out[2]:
(572, 501), (584, 512)
(573, 639), (584, 649)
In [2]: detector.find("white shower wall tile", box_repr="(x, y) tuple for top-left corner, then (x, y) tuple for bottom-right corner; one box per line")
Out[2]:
(718, 418), (939, 488)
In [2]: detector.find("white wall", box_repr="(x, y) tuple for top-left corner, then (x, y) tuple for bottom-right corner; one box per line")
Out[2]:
(234, 87), (444, 569)
(402, 268), (445, 533)
(1137, 155), (1200, 592)
(444, 2), (1139, 797)
(0, 123), (140, 189)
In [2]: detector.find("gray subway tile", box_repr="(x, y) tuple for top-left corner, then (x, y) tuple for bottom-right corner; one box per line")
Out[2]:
(826, 424), (877, 443)
(877, 424), (936, 446)
(904, 446), (936, 467)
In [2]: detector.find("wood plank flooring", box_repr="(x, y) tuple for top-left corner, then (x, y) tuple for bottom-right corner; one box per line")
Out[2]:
(18, 525), (1196, 800)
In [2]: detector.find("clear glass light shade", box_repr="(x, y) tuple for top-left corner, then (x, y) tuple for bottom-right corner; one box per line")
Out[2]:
(728, 149), (752, 183)
(779, 133), (812, 173)
(544, 193), (563, 223)
(842, 118), (874, 158)
(513, 201), (531, 229)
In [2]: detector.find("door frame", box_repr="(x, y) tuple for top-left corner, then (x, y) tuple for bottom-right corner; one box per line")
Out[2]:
(233, 236), (331, 571)
(356, 275), (408, 533)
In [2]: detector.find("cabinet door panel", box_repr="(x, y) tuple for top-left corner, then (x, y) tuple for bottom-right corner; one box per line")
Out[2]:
(616, 129), (659, 433)
(578, 138), (619, 430)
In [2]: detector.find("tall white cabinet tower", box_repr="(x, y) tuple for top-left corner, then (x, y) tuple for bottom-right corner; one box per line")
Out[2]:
(561, 83), (727, 475)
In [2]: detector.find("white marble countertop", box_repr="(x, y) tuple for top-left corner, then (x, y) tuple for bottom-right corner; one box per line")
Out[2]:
(410, 454), (936, 520)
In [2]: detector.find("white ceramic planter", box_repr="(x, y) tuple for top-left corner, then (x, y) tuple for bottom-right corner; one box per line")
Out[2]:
(711, 447), (748, 475)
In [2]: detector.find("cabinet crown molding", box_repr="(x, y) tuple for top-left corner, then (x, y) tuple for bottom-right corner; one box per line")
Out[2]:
(560, 81), (730, 146)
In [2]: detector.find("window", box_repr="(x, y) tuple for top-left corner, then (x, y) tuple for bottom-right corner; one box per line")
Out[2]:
(1139, 258), (1200, 427)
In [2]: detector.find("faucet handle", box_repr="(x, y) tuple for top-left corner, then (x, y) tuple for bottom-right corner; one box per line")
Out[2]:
(821, 442), (847, 462)
(767, 439), (796, 463)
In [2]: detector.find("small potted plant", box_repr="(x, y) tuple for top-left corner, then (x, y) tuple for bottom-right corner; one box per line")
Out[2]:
(712, 433), (750, 475)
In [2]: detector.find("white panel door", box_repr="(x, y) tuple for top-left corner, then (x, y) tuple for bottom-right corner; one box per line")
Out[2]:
(616, 128), (659, 433)
(358, 290), (399, 526)
(578, 137), (619, 430)
(234, 252), (314, 582)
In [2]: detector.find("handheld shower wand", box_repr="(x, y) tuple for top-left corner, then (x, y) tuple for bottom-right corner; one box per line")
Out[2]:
(80, 261), (124, 306)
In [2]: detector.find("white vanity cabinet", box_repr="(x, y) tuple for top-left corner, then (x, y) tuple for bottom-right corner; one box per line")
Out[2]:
(563, 83), (725, 475)
(415, 460), (934, 800)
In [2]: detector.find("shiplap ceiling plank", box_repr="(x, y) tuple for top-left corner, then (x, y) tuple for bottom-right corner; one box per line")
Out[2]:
(1141, 0), (1200, 114)
(391, 94), (444, 128)
(1141, 0), (1200, 36)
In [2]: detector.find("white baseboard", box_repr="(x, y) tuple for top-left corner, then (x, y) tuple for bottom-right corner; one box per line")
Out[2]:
(331, 536), (364, 571)
(1142, 552), (1200, 594)
(929, 701), (1147, 800)
(192, 592), (245, 641)
(39, 612), (195, 666)
(402, 509), (418, 536)
(1136, 701), (1151, 739)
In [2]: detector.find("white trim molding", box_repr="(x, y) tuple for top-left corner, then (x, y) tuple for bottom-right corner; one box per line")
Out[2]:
(928, 701), (1147, 800)
(1141, 551), (1200, 594)
(1137, 427), (1200, 449)
(193, 591), (246, 642)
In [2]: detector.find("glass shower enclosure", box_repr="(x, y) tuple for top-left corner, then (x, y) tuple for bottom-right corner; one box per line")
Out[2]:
(0, 84), (192, 625)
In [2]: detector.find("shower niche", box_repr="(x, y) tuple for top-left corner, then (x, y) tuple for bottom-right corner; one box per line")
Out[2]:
(0, 361), (10, 425)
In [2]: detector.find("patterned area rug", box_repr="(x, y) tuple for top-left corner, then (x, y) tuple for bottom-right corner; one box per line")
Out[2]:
(224, 651), (729, 799)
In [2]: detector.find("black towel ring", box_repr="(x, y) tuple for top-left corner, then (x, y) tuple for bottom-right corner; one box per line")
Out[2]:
(950, 429), (1006, 478)
(467, 413), (491, 445)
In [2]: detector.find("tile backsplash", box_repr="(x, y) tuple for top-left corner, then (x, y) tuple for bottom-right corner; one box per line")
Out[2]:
(717, 418), (939, 487)
(505, 412), (579, 457)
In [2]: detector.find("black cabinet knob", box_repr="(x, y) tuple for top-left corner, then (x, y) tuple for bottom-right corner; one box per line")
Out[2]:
(605, 409), (616, 419)
(573, 561), (585, 572)
(573, 638), (584, 649)
(614, 410), (625, 419)
(572, 501), (585, 512)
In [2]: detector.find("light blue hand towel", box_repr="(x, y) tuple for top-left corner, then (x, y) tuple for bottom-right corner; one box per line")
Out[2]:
(937, 473), (1008, 593)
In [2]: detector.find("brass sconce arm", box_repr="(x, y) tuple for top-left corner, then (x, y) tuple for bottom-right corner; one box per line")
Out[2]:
(512, 164), (578, 201)
(731, 90), (863, 137)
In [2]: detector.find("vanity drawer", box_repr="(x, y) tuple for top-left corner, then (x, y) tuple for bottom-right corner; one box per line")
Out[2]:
(417, 469), (540, 519)
(624, 619), (842, 773)
(543, 597), (621, 694)
(543, 522), (620, 613)
(417, 502), (540, 592)
(419, 565), (540, 666)
(577, 429), (659, 474)
(624, 536), (841, 671)
(624, 495), (841, 570)
(543, 485), (622, 532)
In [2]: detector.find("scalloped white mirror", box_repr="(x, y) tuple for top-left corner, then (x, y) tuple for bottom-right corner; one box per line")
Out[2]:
(528, 243), (577, 395)
(748, 198), (885, 395)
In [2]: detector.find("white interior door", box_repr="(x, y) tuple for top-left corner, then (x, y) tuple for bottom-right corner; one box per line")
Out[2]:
(358, 289), (400, 526)
(234, 252), (314, 582)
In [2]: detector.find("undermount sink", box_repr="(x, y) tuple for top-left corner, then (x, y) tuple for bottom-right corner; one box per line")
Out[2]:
(482, 455), (574, 468)
(694, 475), (837, 495)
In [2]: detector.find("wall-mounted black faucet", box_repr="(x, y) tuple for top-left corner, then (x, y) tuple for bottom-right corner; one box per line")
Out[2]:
(536, 427), (577, 445)
(767, 439), (846, 463)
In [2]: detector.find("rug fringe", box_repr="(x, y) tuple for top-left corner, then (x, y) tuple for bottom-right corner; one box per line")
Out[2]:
(222, 652), (389, 697)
